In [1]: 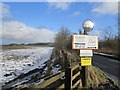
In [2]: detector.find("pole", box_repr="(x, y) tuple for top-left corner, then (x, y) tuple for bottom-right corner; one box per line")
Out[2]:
(81, 64), (88, 87)
(64, 52), (72, 90)
(81, 31), (88, 88)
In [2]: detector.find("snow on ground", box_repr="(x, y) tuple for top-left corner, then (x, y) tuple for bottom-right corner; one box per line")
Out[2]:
(51, 64), (61, 74)
(0, 47), (53, 86)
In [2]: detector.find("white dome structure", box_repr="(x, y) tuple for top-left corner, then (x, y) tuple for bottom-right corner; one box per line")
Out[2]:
(82, 19), (94, 32)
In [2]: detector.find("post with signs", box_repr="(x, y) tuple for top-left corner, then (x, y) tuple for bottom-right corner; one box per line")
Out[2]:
(72, 19), (98, 88)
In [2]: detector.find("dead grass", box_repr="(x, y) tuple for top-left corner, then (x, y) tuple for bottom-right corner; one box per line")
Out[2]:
(87, 66), (119, 89)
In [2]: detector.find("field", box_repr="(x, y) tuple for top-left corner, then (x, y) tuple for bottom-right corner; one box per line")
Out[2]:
(0, 46), (53, 87)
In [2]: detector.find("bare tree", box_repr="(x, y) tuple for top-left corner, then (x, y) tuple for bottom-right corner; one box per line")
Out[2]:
(99, 26), (118, 56)
(103, 26), (114, 40)
(54, 27), (70, 50)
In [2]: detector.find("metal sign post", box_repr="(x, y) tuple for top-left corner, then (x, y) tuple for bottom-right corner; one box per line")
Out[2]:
(72, 20), (98, 88)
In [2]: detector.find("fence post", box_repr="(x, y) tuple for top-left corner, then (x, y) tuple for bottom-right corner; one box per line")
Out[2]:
(64, 53), (72, 90)
(65, 67), (72, 90)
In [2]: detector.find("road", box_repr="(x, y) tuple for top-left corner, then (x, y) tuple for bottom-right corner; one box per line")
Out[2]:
(93, 54), (120, 84)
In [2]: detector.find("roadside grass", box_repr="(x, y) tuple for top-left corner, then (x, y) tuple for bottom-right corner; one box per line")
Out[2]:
(88, 66), (119, 89)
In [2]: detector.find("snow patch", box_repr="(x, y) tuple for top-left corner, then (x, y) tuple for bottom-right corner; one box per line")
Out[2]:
(0, 47), (53, 86)
(51, 64), (61, 74)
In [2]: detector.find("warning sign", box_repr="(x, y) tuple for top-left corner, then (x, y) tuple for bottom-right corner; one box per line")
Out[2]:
(72, 34), (98, 50)
(81, 58), (92, 66)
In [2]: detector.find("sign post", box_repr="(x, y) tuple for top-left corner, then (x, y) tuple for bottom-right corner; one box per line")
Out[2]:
(72, 20), (98, 88)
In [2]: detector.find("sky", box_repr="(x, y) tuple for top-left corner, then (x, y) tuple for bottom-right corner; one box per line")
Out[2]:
(0, 1), (118, 45)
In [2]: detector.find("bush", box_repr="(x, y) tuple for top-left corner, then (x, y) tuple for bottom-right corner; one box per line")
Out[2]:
(54, 27), (71, 50)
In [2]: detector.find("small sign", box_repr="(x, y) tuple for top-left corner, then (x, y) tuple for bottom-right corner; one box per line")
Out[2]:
(80, 50), (93, 56)
(72, 34), (98, 50)
(81, 58), (92, 66)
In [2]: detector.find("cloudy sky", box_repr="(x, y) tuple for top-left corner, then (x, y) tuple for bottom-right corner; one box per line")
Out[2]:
(1, 1), (118, 45)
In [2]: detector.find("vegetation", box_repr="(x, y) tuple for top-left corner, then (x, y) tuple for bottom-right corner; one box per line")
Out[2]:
(96, 26), (119, 58)
(98, 36), (118, 55)
(1, 44), (30, 50)
(1, 42), (54, 50)
(27, 42), (54, 47)
(88, 66), (119, 89)
(54, 27), (71, 50)
(53, 27), (80, 65)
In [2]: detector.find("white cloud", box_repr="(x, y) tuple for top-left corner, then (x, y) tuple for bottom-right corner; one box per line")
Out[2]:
(47, 0), (76, 11)
(47, 0), (77, 10)
(92, 2), (118, 15)
(0, 3), (13, 22)
(0, 3), (10, 15)
(2, 21), (56, 44)
(72, 11), (80, 16)
(1, 3), (56, 44)
(48, 2), (71, 10)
